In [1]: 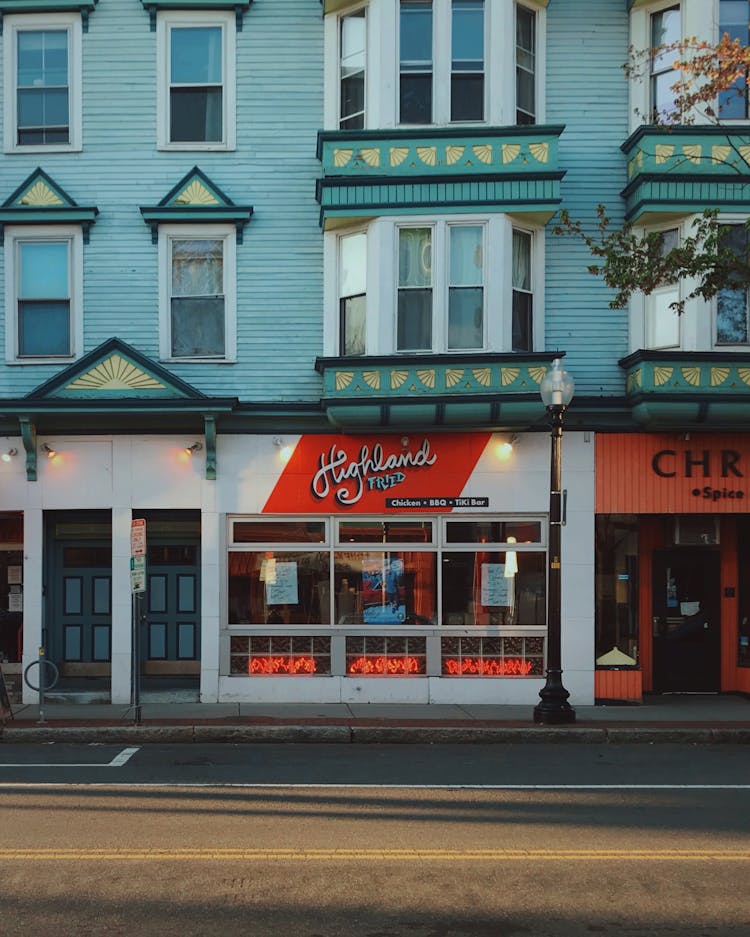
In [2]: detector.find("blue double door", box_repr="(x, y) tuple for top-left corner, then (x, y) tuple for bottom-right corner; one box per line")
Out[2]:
(46, 511), (201, 685)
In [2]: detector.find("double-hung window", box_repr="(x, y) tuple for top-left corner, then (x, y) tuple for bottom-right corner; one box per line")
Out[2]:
(718, 0), (750, 119)
(157, 11), (235, 150)
(339, 8), (366, 128)
(159, 225), (236, 360)
(397, 223), (484, 352)
(645, 227), (681, 349)
(650, 5), (681, 122)
(3, 13), (82, 152)
(339, 232), (367, 355)
(399, 0), (485, 124)
(716, 224), (750, 345)
(4, 226), (82, 361)
(511, 229), (533, 352)
(515, 3), (536, 124)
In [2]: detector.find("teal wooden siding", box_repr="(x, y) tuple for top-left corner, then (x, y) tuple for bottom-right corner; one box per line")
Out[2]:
(545, 0), (630, 398)
(0, 0), (324, 402)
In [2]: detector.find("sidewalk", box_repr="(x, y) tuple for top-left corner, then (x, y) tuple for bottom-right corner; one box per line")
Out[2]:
(3, 694), (750, 744)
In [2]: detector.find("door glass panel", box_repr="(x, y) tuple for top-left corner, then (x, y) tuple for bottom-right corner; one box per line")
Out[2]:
(177, 575), (196, 613)
(149, 623), (167, 659)
(64, 576), (82, 614)
(63, 546), (111, 567)
(92, 576), (111, 615)
(92, 624), (110, 661)
(149, 574), (167, 613)
(178, 623), (196, 659)
(64, 624), (82, 661)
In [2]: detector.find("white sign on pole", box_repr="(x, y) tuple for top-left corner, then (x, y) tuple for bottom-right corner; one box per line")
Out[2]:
(131, 556), (146, 594)
(131, 518), (146, 557)
(130, 519), (147, 593)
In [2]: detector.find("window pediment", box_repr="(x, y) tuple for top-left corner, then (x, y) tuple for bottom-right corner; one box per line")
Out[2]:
(0, 168), (97, 242)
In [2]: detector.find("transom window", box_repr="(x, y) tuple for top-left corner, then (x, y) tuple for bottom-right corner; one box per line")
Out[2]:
(3, 13), (82, 153)
(157, 11), (235, 150)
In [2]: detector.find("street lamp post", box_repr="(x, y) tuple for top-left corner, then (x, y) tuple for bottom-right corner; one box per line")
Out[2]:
(534, 358), (576, 725)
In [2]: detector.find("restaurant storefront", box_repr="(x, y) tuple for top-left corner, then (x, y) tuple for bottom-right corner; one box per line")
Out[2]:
(595, 433), (750, 703)
(217, 430), (595, 705)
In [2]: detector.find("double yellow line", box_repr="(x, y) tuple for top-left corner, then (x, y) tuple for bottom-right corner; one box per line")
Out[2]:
(2, 848), (749, 861)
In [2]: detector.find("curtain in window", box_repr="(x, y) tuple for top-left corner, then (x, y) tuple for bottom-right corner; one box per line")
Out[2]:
(170, 239), (225, 357)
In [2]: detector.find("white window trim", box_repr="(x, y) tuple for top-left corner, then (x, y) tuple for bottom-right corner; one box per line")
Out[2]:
(323, 0), (546, 130)
(157, 222), (237, 363)
(712, 212), (750, 350)
(4, 224), (83, 364)
(324, 214), (543, 356)
(156, 10), (236, 152)
(3, 12), (83, 154)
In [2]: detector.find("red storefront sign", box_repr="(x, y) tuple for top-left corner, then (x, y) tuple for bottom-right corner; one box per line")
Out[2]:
(596, 433), (750, 513)
(263, 432), (492, 513)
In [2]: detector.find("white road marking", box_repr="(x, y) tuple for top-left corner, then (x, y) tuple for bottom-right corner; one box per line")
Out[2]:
(0, 781), (748, 790)
(0, 746), (140, 769)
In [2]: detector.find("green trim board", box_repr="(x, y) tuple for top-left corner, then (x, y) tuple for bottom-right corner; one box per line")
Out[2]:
(0, 0), (97, 31)
(0, 168), (98, 243)
(318, 174), (563, 225)
(619, 350), (750, 427)
(621, 126), (750, 220)
(317, 126), (565, 176)
(140, 166), (253, 243)
(140, 0), (251, 30)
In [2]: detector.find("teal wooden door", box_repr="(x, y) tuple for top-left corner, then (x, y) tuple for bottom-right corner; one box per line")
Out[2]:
(51, 540), (112, 673)
(143, 541), (200, 672)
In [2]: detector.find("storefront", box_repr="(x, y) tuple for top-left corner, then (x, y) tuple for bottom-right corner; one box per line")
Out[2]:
(595, 433), (750, 702)
(217, 430), (595, 705)
(2, 428), (595, 706)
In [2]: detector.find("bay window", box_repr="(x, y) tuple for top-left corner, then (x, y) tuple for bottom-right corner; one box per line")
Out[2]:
(330, 215), (540, 356)
(329, 0), (542, 128)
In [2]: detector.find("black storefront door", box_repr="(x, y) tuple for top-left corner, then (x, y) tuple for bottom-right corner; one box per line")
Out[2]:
(652, 549), (721, 693)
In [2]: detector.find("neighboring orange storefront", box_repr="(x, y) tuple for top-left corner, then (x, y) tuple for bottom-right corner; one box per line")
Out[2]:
(595, 433), (750, 702)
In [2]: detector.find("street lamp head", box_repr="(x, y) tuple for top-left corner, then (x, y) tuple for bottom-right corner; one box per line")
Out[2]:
(540, 358), (575, 410)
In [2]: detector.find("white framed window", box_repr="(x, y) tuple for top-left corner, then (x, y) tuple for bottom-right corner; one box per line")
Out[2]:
(650, 4), (682, 122)
(645, 226), (682, 350)
(157, 223), (236, 361)
(715, 222), (750, 346)
(326, 214), (542, 356)
(515, 2), (536, 124)
(2, 13), (82, 153)
(4, 225), (83, 363)
(156, 10), (236, 150)
(325, 0), (545, 129)
(718, 0), (750, 119)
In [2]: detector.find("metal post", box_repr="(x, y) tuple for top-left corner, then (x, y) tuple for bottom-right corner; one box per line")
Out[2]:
(534, 405), (576, 725)
(132, 594), (142, 725)
(37, 645), (46, 725)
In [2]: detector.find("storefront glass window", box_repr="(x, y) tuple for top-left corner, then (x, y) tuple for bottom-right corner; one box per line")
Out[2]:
(595, 515), (639, 667)
(334, 551), (437, 624)
(228, 550), (330, 625)
(442, 550), (545, 626)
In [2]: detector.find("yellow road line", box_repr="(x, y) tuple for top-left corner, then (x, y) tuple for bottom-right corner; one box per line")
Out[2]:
(1, 849), (749, 861)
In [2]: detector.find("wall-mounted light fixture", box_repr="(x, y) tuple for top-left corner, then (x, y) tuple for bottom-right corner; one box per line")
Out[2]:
(42, 443), (57, 459)
(495, 434), (519, 459)
(184, 442), (203, 455)
(273, 437), (293, 464)
(1, 448), (17, 463)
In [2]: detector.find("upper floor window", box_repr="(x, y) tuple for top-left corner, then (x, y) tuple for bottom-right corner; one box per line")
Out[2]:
(4, 225), (82, 362)
(718, 0), (749, 119)
(2, 13), (82, 153)
(340, 8), (366, 129)
(716, 224), (750, 345)
(158, 224), (236, 360)
(399, 0), (484, 124)
(327, 0), (542, 128)
(645, 227), (681, 349)
(326, 215), (542, 357)
(650, 5), (681, 122)
(515, 3), (535, 124)
(157, 11), (236, 150)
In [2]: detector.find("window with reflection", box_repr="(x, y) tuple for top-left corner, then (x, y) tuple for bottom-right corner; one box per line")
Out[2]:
(228, 551), (331, 625)
(334, 551), (437, 624)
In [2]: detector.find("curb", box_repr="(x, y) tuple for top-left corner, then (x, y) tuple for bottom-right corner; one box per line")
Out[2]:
(2, 724), (750, 744)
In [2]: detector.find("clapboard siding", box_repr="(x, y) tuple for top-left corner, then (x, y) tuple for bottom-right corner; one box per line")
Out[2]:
(545, 0), (630, 398)
(0, 0), (324, 400)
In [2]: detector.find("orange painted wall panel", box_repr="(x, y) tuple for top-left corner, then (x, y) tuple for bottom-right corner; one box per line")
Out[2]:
(596, 433), (750, 514)
(594, 669), (642, 702)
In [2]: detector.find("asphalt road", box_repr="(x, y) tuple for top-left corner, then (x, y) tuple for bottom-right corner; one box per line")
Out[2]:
(1, 743), (749, 936)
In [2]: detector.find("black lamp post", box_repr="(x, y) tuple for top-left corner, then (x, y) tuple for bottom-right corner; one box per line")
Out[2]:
(534, 357), (576, 725)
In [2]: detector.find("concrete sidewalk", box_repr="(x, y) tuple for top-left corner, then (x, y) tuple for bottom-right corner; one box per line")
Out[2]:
(3, 694), (750, 744)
